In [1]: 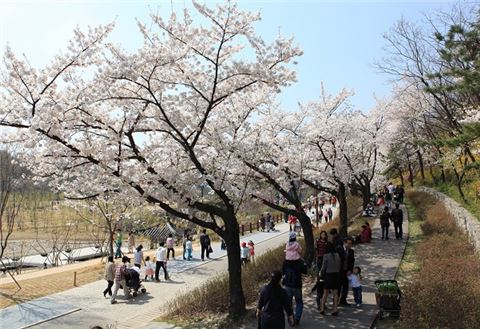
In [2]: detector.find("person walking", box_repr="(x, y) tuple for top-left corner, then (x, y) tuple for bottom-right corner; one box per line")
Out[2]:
(248, 240), (255, 263)
(380, 207), (392, 240)
(155, 242), (169, 281)
(257, 271), (294, 329)
(327, 207), (333, 222)
(240, 242), (250, 265)
(396, 185), (405, 203)
(182, 230), (190, 260)
(391, 203), (404, 239)
(319, 242), (341, 316)
(166, 234), (175, 260)
(114, 230), (123, 259)
(111, 256), (130, 304)
(315, 231), (328, 272)
(103, 256), (115, 298)
(133, 245), (144, 268)
(282, 258), (308, 326)
(339, 238), (355, 306)
(199, 229), (211, 261)
(144, 256), (154, 281)
(185, 236), (193, 260)
(127, 232), (135, 254)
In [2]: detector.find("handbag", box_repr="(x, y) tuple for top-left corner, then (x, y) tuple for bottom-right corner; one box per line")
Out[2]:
(208, 245), (213, 253)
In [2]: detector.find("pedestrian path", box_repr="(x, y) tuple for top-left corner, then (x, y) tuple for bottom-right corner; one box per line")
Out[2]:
(0, 223), (292, 329)
(285, 209), (408, 329)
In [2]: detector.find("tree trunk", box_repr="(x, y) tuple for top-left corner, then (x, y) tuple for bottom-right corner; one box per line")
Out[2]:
(397, 167), (405, 187)
(338, 182), (348, 237)
(453, 168), (468, 203)
(429, 165), (437, 184)
(297, 212), (315, 266)
(108, 230), (114, 256)
(417, 150), (425, 181)
(223, 217), (246, 319)
(441, 166), (446, 183)
(407, 160), (415, 187)
(361, 183), (371, 210)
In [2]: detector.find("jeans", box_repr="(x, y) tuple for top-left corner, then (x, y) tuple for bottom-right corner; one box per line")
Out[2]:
(353, 286), (362, 304)
(381, 225), (389, 239)
(155, 261), (168, 280)
(394, 223), (403, 239)
(167, 248), (175, 259)
(103, 280), (114, 296)
(285, 287), (303, 321)
(115, 243), (122, 259)
(186, 248), (192, 260)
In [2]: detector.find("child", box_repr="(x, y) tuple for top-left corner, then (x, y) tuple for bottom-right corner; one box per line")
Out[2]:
(185, 236), (193, 260)
(240, 242), (250, 265)
(247, 240), (255, 263)
(166, 233), (175, 260)
(348, 266), (363, 306)
(144, 256), (154, 281)
(285, 232), (302, 260)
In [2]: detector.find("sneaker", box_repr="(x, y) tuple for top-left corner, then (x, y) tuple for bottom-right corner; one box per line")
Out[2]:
(294, 319), (300, 326)
(111, 300), (117, 304)
(356, 303), (361, 307)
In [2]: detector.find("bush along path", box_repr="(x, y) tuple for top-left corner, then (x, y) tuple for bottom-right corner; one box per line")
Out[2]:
(398, 191), (480, 329)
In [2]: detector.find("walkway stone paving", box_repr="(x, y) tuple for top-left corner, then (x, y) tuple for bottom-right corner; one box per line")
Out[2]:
(1, 222), (292, 329)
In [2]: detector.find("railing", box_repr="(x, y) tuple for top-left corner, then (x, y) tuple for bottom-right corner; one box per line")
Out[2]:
(238, 214), (283, 236)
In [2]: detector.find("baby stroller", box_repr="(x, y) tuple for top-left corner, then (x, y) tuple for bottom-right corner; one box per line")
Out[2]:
(125, 268), (147, 297)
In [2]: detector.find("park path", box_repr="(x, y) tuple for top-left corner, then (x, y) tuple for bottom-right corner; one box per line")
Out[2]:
(0, 202), (407, 329)
(0, 221), (294, 329)
(276, 208), (409, 329)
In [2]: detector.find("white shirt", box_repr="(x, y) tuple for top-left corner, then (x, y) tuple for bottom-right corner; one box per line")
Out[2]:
(348, 273), (361, 288)
(387, 184), (395, 194)
(155, 247), (167, 262)
(185, 240), (192, 250)
(240, 247), (250, 259)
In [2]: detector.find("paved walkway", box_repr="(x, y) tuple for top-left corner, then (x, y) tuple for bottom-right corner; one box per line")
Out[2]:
(293, 214), (408, 329)
(0, 222), (293, 329)
(1, 202), (405, 329)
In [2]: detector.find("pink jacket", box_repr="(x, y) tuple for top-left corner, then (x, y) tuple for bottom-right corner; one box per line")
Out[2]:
(285, 241), (302, 260)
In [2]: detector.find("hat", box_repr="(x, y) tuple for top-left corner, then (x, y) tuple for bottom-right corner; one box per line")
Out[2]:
(241, 242), (247, 247)
(289, 232), (297, 240)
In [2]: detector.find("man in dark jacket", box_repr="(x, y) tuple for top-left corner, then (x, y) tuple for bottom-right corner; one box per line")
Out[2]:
(199, 229), (211, 261)
(257, 271), (294, 329)
(339, 237), (355, 305)
(391, 203), (404, 239)
(282, 258), (308, 326)
(380, 207), (392, 240)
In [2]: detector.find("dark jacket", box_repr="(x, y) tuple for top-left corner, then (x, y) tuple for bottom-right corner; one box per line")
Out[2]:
(199, 233), (210, 247)
(344, 248), (355, 272)
(282, 259), (308, 289)
(380, 211), (391, 227)
(391, 208), (403, 224)
(258, 283), (293, 329)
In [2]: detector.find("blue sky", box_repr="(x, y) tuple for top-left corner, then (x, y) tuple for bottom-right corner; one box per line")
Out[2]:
(0, 0), (455, 112)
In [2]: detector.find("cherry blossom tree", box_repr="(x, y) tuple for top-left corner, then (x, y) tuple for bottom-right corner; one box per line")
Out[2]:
(0, 1), (301, 317)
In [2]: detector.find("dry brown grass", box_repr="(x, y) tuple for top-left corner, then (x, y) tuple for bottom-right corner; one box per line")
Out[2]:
(0, 263), (104, 309)
(400, 191), (480, 329)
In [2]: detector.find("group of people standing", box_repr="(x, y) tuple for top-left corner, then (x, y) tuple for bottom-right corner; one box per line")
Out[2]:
(104, 228), (214, 304)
